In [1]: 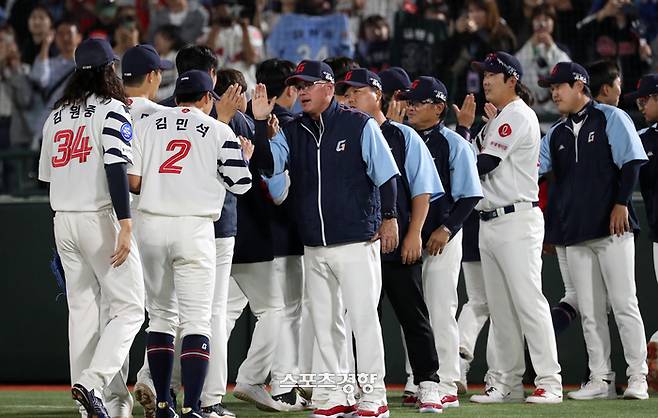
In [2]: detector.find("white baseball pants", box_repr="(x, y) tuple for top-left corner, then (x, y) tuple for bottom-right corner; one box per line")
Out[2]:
(421, 230), (463, 396)
(54, 210), (145, 394)
(136, 213), (215, 339)
(201, 237), (235, 407)
(566, 233), (647, 380)
(479, 208), (562, 393)
(457, 261), (489, 362)
(556, 246), (578, 311)
(304, 241), (387, 406)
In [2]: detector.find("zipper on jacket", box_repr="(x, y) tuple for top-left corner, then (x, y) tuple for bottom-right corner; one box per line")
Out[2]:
(301, 117), (327, 246)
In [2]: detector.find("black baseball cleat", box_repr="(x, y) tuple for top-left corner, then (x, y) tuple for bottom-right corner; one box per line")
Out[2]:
(156, 402), (179, 418)
(201, 402), (236, 418)
(272, 388), (309, 411)
(71, 383), (110, 418)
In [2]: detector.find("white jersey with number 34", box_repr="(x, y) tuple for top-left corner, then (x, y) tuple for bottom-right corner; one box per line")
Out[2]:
(130, 106), (252, 220)
(39, 95), (135, 212)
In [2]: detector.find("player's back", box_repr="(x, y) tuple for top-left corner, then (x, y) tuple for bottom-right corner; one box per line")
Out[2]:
(128, 96), (168, 121)
(39, 95), (134, 212)
(133, 106), (248, 220)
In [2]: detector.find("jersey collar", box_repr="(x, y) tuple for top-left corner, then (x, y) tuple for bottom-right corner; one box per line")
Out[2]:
(568, 99), (593, 125)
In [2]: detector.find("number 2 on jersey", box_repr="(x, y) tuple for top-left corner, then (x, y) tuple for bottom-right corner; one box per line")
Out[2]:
(51, 125), (92, 167)
(159, 139), (192, 174)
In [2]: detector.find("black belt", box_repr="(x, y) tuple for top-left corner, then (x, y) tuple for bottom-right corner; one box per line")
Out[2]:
(479, 201), (539, 221)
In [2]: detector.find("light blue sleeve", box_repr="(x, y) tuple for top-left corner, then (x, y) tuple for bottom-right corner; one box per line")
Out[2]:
(361, 118), (400, 186)
(269, 130), (290, 175)
(539, 123), (559, 176)
(597, 103), (648, 168)
(391, 121), (444, 201)
(442, 127), (483, 200)
(263, 171), (290, 205)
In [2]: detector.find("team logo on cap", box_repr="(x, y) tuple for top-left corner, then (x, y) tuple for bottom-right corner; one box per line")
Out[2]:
(344, 71), (353, 80)
(573, 72), (587, 83)
(434, 90), (446, 101)
(551, 65), (559, 76)
(120, 122), (133, 142)
(295, 63), (306, 73)
(499, 123), (512, 138)
(411, 80), (420, 89)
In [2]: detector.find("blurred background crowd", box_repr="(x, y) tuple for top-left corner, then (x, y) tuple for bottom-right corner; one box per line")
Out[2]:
(0, 0), (657, 194)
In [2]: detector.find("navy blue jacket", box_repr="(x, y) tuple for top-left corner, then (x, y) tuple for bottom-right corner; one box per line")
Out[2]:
(639, 123), (658, 242)
(257, 100), (399, 247)
(540, 101), (647, 245)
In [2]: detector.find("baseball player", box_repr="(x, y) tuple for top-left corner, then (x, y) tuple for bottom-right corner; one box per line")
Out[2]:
(629, 73), (658, 393)
(128, 70), (252, 417)
(538, 61), (648, 400)
(250, 60), (400, 418)
(38, 38), (145, 417)
(467, 52), (563, 404)
(399, 76), (482, 408)
(339, 68), (445, 414)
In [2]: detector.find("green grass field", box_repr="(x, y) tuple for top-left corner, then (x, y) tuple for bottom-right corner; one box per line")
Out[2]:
(0, 389), (657, 418)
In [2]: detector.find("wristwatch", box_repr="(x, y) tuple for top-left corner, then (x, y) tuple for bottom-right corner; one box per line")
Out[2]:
(440, 225), (452, 237)
(382, 210), (398, 219)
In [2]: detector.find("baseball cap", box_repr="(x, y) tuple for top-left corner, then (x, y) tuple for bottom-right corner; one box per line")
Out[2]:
(336, 69), (382, 90)
(471, 52), (523, 81)
(538, 62), (589, 88)
(285, 60), (335, 85)
(624, 74), (658, 101)
(174, 70), (220, 100)
(75, 38), (118, 70)
(122, 44), (174, 78)
(378, 67), (412, 94)
(397, 76), (448, 102)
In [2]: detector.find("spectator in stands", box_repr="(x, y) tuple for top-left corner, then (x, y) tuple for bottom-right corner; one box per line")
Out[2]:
(586, 59), (622, 106)
(19, 6), (57, 65)
(578, 0), (652, 100)
(354, 15), (391, 73)
(390, 0), (451, 81)
(113, 14), (140, 71)
(29, 19), (81, 148)
(147, 0), (209, 44)
(324, 56), (359, 104)
(204, 0), (264, 92)
(515, 4), (571, 115)
(153, 24), (184, 101)
(446, 0), (517, 106)
(86, 0), (119, 41)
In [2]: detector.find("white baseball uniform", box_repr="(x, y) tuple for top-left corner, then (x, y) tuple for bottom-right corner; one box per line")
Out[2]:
(129, 105), (251, 339)
(38, 95), (145, 397)
(476, 98), (562, 394)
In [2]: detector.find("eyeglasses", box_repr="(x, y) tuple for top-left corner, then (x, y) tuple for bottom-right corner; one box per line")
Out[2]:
(407, 99), (438, 108)
(637, 94), (658, 109)
(293, 81), (330, 91)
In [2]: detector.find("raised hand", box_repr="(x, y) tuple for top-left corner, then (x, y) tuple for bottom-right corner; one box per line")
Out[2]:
(251, 83), (277, 121)
(452, 94), (476, 129)
(215, 83), (243, 123)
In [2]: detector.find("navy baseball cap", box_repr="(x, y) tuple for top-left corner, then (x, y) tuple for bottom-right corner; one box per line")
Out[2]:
(174, 70), (220, 99)
(378, 67), (412, 94)
(397, 76), (448, 102)
(285, 60), (335, 85)
(122, 44), (173, 78)
(538, 62), (589, 88)
(75, 38), (118, 70)
(336, 69), (382, 90)
(471, 52), (523, 80)
(624, 74), (658, 101)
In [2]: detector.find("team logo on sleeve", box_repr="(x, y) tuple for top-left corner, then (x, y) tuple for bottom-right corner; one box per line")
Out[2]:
(120, 122), (133, 142)
(498, 123), (512, 138)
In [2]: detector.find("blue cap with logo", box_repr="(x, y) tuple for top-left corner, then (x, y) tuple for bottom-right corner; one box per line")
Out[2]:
(75, 38), (118, 70)
(378, 67), (412, 94)
(397, 76), (448, 102)
(538, 61), (589, 88)
(624, 74), (658, 101)
(336, 68), (382, 90)
(174, 70), (220, 100)
(122, 44), (174, 77)
(471, 51), (523, 80)
(285, 60), (335, 85)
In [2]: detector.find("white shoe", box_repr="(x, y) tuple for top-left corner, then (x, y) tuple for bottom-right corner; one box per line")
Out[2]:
(272, 388), (309, 412)
(568, 378), (616, 400)
(403, 375), (417, 396)
(440, 394), (459, 408)
(356, 401), (389, 418)
(234, 382), (280, 412)
(470, 386), (515, 404)
(456, 357), (469, 394)
(623, 375), (649, 400)
(525, 388), (563, 404)
(133, 381), (156, 418)
(417, 381), (442, 414)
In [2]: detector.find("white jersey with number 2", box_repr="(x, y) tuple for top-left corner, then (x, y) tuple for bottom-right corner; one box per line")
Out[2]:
(130, 106), (252, 220)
